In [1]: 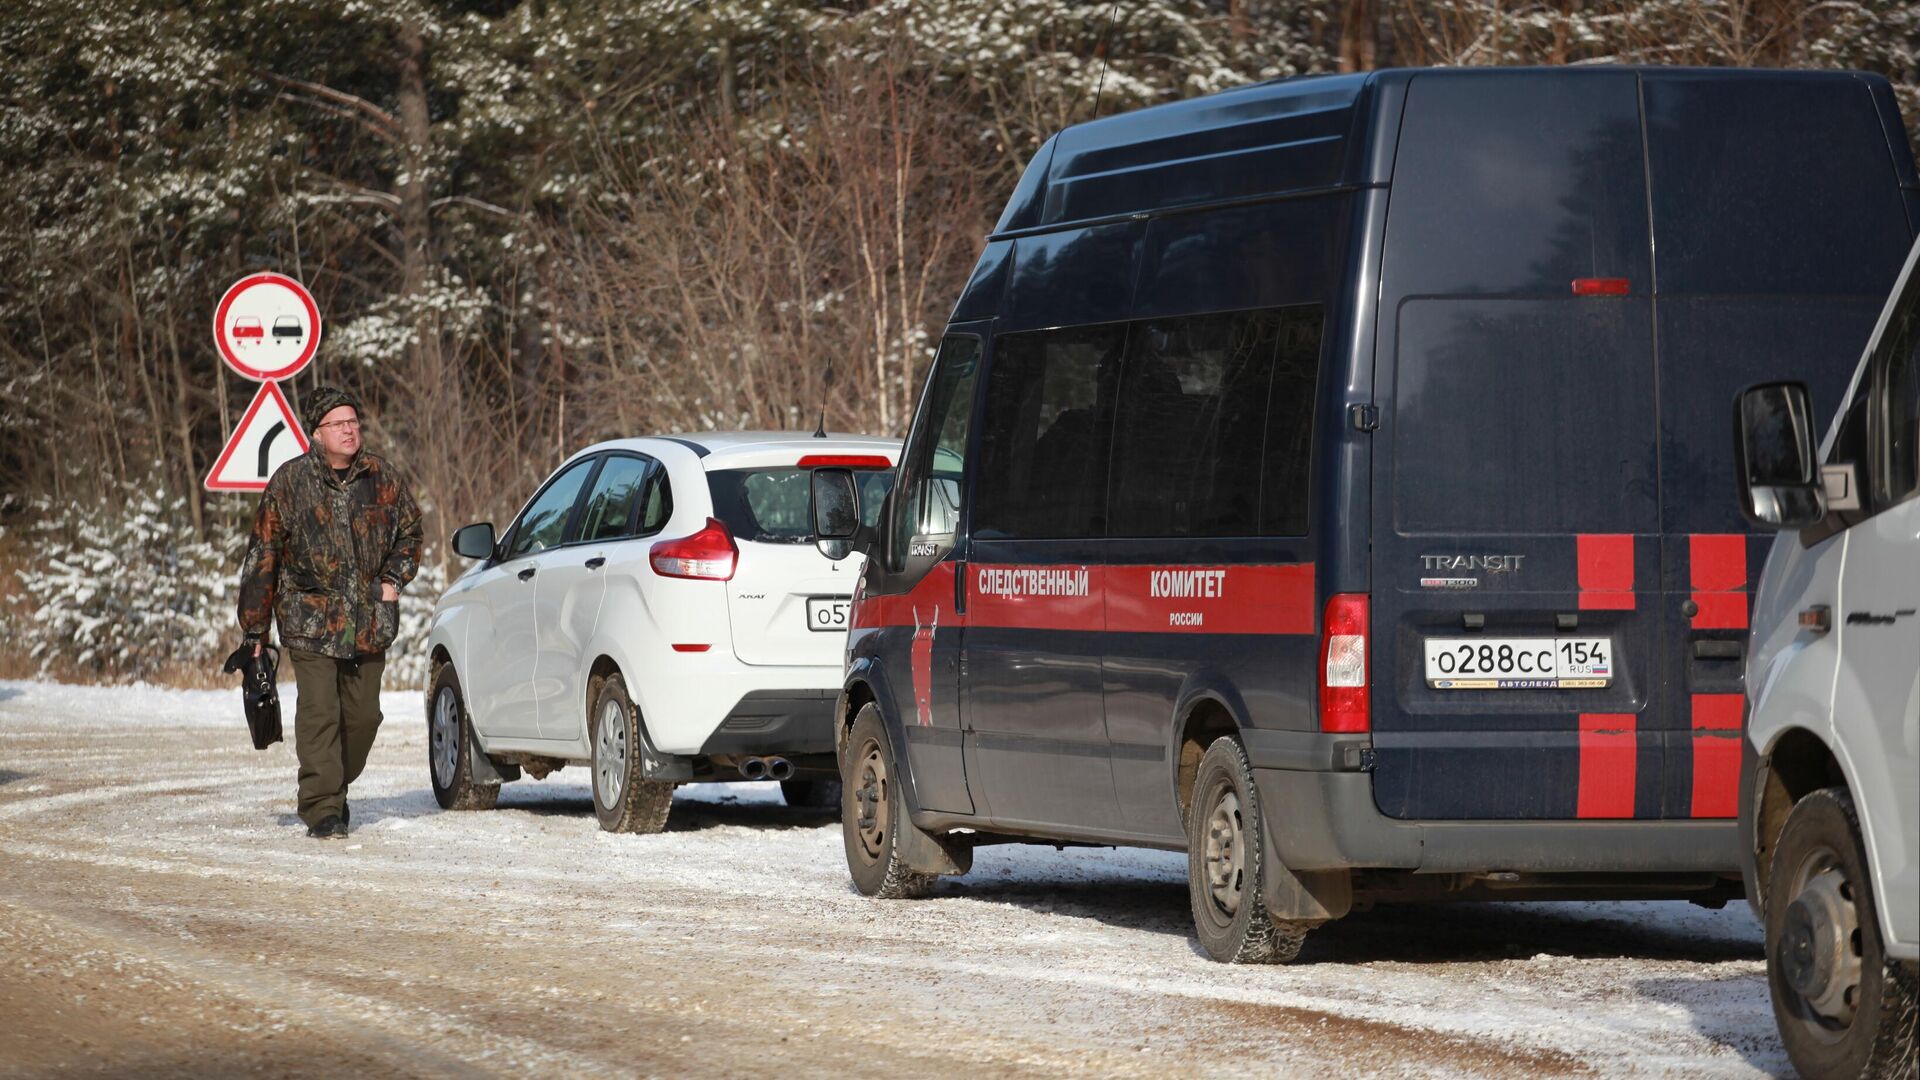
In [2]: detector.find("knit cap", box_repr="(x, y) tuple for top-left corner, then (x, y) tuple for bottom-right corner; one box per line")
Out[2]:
(302, 385), (361, 431)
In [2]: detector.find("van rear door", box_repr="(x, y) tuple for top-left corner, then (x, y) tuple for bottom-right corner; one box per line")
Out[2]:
(1640, 71), (1916, 818)
(1372, 70), (1663, 820)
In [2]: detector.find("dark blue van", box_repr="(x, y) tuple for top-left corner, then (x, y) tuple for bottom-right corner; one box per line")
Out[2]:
(809, 66), (1920, 962)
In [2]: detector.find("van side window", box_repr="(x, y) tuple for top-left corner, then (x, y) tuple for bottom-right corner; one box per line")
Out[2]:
(973, 324), (1124, 539)
(890, 335), (980, 566)
(1107, 306), (1322, 537)
(1876, 282), (1919, 504)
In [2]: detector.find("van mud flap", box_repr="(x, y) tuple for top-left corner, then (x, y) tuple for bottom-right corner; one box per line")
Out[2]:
(1261, 812), (1352, 923)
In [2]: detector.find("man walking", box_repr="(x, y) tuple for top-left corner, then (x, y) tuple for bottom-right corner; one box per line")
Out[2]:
(237, 386), (422, 839)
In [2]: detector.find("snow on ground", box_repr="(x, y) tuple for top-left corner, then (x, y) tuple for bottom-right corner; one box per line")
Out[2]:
(0, 679), (1791, 1077)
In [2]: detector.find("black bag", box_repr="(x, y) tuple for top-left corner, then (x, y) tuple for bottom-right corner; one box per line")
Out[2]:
(222, 642), (283, 750)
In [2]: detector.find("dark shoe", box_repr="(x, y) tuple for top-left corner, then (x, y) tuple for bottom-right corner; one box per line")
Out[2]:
(342, 801), (350, 828)
(307, 815), (342, 839)
(331, 816), (350, 839)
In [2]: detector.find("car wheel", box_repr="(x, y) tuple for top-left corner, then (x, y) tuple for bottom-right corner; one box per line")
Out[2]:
(588, 672), (674, 834)
(1187, 736), (1308, 964)
(428, 664), (498, 811)
(781, 778), (842, 812)
(1766, 787), (1918, 1079)
(842, 703), (934, 899)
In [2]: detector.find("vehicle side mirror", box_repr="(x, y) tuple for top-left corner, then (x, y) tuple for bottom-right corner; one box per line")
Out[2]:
(452, 522), (497, 560)
(1734, 382), (1825, 529)
(810, 467), (869, 561)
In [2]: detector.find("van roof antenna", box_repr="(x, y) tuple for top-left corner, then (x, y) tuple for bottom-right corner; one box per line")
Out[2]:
(1090, 1), (1122, 121)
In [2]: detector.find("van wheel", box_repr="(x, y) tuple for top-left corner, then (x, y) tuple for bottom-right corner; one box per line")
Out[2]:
(588, 673), (675, 834)
(429, 664), (497, 811)
(842, 704), (935, 899)
(782, 778), (842, 812)
(1187, 736), (1308, 964)
(1766, 787), (1917, 1079)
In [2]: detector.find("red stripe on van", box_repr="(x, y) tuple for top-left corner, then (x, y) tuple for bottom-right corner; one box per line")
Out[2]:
(967, 564), (1106, 631)
(1688, 534), (1748, 630)
(850, 562), (961, 632)
(1689, 693), (1743, 818)
(851, 562), (1318, 635)
(1576, 534), (1635, 610)
(1576, 713), (1637, 818)
(1105, 564), (1315, 635)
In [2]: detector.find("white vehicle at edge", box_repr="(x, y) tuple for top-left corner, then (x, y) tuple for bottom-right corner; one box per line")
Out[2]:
(423, 431), (896, 833)
(1735, 235), (1919, 1079)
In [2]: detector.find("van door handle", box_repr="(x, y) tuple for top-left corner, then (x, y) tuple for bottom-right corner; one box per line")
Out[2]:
(517, 566), (537, 581)
(1693, 640), (1742, 660)
(584, 556), (606, 570)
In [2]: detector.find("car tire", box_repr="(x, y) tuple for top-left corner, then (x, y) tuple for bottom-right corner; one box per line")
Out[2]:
(781, 778), (842, 812)
(1766, 786), (1918, 1079)
(588, 672), (675, 834)
(1187, 736), (1308, 964)
(428, 664), (498, 812)
(841, 703), (935, 899)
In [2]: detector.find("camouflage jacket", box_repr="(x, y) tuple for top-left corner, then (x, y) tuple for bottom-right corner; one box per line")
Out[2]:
(237, 448), (423, 659)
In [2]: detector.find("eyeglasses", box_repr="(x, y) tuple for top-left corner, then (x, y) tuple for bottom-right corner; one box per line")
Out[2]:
(315, 418), (361, 433)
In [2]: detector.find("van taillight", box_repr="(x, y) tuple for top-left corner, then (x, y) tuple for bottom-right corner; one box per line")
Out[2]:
(649, 518), (738, 581)
(1319, 593), (1370, 733)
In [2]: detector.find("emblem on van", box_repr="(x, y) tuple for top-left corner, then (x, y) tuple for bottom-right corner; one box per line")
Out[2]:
(1421, 554), (1525, 573)
(1845, 608), (1915, 627)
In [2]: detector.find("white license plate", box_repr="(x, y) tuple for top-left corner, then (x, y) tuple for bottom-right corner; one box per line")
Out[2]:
(805, 597), (851, 632)
(1424, 637), (1613, 689)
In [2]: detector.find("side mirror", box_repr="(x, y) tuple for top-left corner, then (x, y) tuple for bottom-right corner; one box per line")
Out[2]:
(810, 467), (866, 561)
(452, 522), (497, 560)
(1734, 382), (1824, 529)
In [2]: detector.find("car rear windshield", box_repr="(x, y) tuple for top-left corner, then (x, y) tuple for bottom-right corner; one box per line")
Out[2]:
(707, 467), (892, 544)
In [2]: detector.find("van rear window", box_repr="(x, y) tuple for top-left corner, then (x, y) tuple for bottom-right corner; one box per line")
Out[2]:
(1392, 299), (1659, 536)
(708, 468), (891, 544)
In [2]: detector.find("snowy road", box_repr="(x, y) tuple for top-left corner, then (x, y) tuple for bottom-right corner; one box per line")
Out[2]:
(0, 680), (1791, 1077)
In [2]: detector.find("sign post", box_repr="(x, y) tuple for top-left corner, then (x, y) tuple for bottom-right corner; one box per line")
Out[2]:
(205, 272), (323, 492)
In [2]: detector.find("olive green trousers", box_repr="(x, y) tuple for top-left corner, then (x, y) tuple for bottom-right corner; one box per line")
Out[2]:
(288, 647), (385, 827)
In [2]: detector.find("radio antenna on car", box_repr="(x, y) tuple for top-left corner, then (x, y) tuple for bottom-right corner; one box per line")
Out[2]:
(813, 358), (834, 439)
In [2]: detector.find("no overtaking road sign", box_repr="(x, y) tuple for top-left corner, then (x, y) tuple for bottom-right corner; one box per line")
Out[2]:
(214, 272), (321, 382)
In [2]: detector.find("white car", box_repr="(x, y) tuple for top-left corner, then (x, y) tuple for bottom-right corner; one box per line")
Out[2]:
(424, 431), (897, 833)
(1735, 235), (1918, 1079)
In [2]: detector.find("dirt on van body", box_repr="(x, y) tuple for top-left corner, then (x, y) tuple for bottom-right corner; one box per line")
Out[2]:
(0, 681), (1788, 1078)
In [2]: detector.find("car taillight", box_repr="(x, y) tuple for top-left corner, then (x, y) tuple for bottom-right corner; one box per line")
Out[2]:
(1319, 593), (1370, 733)
(649, 518), (737, 581)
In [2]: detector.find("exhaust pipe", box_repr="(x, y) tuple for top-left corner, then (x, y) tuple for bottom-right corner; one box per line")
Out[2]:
(766, 757), (794, 782)
(738, 757), (768, 780)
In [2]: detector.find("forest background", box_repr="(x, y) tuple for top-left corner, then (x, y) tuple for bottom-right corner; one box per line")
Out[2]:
(3, 0), (1917, 686)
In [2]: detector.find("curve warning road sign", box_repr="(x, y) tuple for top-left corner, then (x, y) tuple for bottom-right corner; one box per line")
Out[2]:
(214, 272), (322, 382)
(205, 381), (310, 491)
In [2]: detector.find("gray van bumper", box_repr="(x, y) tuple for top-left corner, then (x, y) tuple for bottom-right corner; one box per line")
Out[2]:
(1245, 730), (1741, 874)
